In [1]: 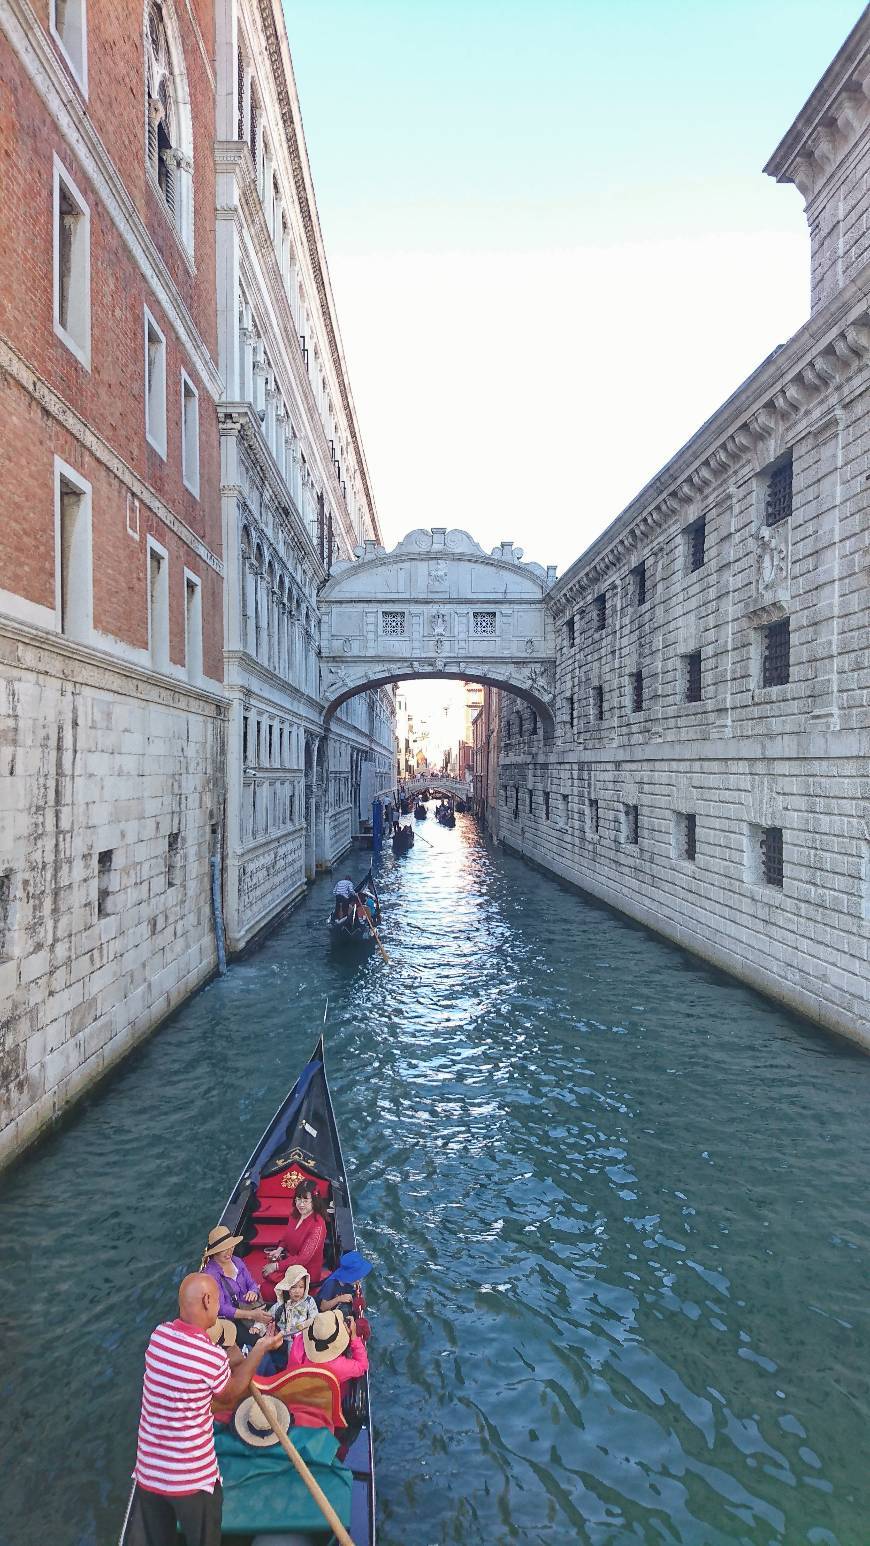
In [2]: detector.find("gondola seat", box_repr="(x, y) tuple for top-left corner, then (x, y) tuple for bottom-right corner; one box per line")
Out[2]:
(253, 1367), (346, 1433)
(255, 1164), (330, 1201)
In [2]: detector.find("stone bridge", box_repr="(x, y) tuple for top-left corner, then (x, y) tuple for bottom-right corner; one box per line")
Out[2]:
(319, 528), (557, 736)
(400, 776), (469, 799)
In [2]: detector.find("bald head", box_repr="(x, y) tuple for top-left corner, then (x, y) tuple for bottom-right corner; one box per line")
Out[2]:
(178, 1272), (219, 1329)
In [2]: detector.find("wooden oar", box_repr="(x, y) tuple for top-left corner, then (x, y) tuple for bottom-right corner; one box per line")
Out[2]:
(360, 907), (389, 963)
(250, 1386), (356, 1546)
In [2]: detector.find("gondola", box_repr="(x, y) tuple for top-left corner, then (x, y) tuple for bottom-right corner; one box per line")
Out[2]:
(435, 803), (456, 828)
(392, 823), (414, 854)
(413, 803), (427, 820)
(119, 1037), (375, 1545)
(329, 868), (381, 945)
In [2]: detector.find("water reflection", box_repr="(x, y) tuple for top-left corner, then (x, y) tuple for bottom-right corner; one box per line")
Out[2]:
(0, 810), (868, 1544)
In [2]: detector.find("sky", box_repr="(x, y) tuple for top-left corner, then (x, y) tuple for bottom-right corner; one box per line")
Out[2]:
(283, 0), (862, 723)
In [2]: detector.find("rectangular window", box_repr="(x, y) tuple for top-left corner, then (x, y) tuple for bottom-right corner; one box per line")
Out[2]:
(762, 617), (790, 687)
(764, 453), (793, 528)
(167, 832), (180, 888)
(531, 711), (538, 735)
(588, 798), (599, 836)
(543, 791), (550, 821)
(382, 610), (406, 636)
(55, 458), (92, 642)
(53, 157), (90, 367)
(687, 516), (706, 572)
(594, 593), (607, 631)
(566, 615), (575, 648)
(505, 719), (511, 742)
(567, 693), (575, 729)
(683, 813), (697, 861)
(255, 719), (262, 763)
(761, 826), (783, 887)
(472, 611), (496, 636)
(684, 650), (702, 703)
(623, 803), (639, 845)
(527, 788), (534, 814)
(97, 849), (113, 918)
(242, 715), (249, 764)
(513, 787), (519, 819)
(50, 0), (88, 91)
(147, 538), (169, 670)
(502, 786), (507, 806)
(631, 670), (643, 712)
(561, 793), (569, 824)
(268, 722), (274, 763)
(632, 560), (646, 605)
(181, 373), (200, 496)
(144, 309), (167, 457)
(184, 571), (202, 683)
(593, 685), (604, 722)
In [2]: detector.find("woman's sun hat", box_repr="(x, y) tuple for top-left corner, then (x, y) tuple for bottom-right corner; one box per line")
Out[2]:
(302, 1310), (350, 1364)
(205, 1224), (244, 1258)
(274, 1263), (310, 1300)
(233, 1392), (291, 1448)
(206, 1317), (238, 1348)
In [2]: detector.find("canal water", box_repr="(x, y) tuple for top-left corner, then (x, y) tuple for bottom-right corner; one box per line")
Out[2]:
(1, 812), (868, 1546)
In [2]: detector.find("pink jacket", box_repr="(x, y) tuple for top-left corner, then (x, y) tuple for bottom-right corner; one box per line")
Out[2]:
(288, 1334), (369, 1394)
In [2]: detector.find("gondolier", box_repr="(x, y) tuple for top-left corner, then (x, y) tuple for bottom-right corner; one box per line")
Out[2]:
(129, 1272), (282, 1545)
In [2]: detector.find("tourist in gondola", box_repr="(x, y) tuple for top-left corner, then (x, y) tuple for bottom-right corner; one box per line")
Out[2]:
(288, 1309), (369, 1397)
(257, 1263), (319, 1375)
(202, 1225), (267, 1341)
(130, 1272), (283, 1546)
(261, 1178), (328, 1296)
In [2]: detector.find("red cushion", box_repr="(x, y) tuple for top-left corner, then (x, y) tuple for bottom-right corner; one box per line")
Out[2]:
(250, 1223), (287, 1247)
(252, 1197), (293, 1221)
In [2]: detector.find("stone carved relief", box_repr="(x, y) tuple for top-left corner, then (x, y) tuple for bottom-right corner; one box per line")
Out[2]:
(428, 560), (448, 589)
(754, 524), (790, 601)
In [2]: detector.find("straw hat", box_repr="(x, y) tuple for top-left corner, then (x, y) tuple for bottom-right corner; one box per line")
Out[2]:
(274, 1263), (310, 1300)
(205, 1224), (244, 1258)
(302, 1310), (350, 1364)
(233, 1393), (291, 1448)
(206, 1317), (237, 1348)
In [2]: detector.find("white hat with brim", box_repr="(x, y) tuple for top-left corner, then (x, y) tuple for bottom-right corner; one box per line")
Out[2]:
(302, 1310), (350, 1364)
(274, 1263), (310, 1300)
(234, 1393), (291, 1448)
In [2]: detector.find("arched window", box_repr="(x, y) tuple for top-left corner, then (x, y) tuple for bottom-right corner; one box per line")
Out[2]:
(145, 1), (193, 252)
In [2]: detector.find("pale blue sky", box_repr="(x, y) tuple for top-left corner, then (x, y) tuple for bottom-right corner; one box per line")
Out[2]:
(283, 1), (864, 570)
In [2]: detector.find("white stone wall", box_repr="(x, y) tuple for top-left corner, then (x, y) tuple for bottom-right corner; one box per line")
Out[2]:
(0, 626), (224, 1165)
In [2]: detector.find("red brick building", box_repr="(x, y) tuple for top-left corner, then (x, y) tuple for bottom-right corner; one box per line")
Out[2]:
(0, 0), (226, 1162)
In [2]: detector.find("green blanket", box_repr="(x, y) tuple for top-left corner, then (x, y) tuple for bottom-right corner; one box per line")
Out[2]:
(214, 1425), (353, 1535)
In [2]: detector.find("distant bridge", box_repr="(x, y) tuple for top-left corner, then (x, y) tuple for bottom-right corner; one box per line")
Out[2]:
(400, 777), (470, 799)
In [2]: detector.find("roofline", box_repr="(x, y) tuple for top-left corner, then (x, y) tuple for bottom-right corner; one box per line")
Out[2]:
(764, 7), (870, 184)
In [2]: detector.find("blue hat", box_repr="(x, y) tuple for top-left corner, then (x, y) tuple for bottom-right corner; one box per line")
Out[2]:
(318, 1250), (373, 1298)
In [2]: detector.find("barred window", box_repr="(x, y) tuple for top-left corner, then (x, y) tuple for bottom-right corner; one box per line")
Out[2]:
(566, 615), (575, 647)
(687, 517), (706, 572)
(762, 618), (790, 687)
(685, 650), (702, 703)
(513, 787), (519, 818)
(631, 670), (643, 712)
(594, 593), (607, 631)
(761, 826), (783, 887)
(588, 798), (599, 836)
(567, 693), (575, 729)
(623, 803), (639, 845)
(472, 611), (496, 636)
(544, 791), (551, 821)
(683, 813), (697, 861)
(505, 719), (511, 742)
(382, 610), (406, 637)
(765, 454), (792, 528)
(632, 560), (646, 606)
(593, 685), (604, 722)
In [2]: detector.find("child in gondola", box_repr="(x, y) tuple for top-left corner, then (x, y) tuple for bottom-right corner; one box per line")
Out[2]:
(316, 1250), (373, 1343)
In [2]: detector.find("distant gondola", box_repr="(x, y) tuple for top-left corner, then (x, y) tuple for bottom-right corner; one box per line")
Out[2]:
(414, 802), (427, 820)
(118, 1037), (375, 1546)
(329, 867), (382, 944)
(435, 802), (456, 828)
(393, 823), (414, 854)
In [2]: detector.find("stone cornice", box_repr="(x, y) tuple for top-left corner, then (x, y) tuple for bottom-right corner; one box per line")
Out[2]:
(764, 10), (870, 202)
(219, 402), (325, 581)
(254, 0), (381, 543)
(2, 0), (223, 400)
(551, 264), (870, 616)
(1, 337), (224, 574)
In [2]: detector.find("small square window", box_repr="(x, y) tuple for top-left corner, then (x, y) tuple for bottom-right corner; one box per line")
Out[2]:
(181, 373), (200, 496)
(587, 798), (599, 836)
(762, 618), (790, 687)
(472, 611), (496, 636)
(764, 454), (792, 528)
(623, 803), (639, 845)
(686, 517), (706, 572)
(630, 670), (643, 712)
(684, 650), (702, 703)
(594, 593), (607, 631)
(593, 685), (604, 722)
(53, 157), (91, 368)
(632, 560), (646, 605)
(144, 309), (167, 457)
(761, 826), (783, 887)
(382, 610), (406, 636)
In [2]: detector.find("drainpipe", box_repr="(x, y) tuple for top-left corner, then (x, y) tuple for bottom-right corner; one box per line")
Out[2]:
(210, 854), (228, 976)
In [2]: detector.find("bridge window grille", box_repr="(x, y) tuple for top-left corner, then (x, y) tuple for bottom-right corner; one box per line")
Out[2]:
(594, 593), (607, 631)
(684, 650), (702, 702)
(623, 803), (639, 845)
(593, 685), (604, 722)
(765, 454), (792, 527)
(687, 517), (706, 572)
(565, 615), (575, 648)
(683, 813), (697, 861)
(382, 610), (406, 637)
(587, 798), (599, 836)
(762, 618), (790, 686)
(472, 611), (496, 636)
(632, 560), (646, 605)
(544, 791), (551, 820)
(631, 670), (643, 712)
(761, 826), (783, 887)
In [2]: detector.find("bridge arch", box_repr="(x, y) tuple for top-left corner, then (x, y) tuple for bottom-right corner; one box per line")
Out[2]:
(319, 528), (557, 738)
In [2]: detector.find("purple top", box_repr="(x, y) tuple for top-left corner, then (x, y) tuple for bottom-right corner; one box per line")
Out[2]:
(204, 1255), (260, 1320)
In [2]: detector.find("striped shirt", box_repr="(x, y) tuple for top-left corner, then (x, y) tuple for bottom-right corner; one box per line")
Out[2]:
(134, 1319), (231, 1496)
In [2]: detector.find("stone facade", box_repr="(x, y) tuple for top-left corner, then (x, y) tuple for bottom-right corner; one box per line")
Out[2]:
(481, 15), (870, 1048)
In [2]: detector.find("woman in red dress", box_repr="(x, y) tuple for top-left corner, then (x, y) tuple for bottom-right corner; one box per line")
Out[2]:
(261, 1180), (328, 1299)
